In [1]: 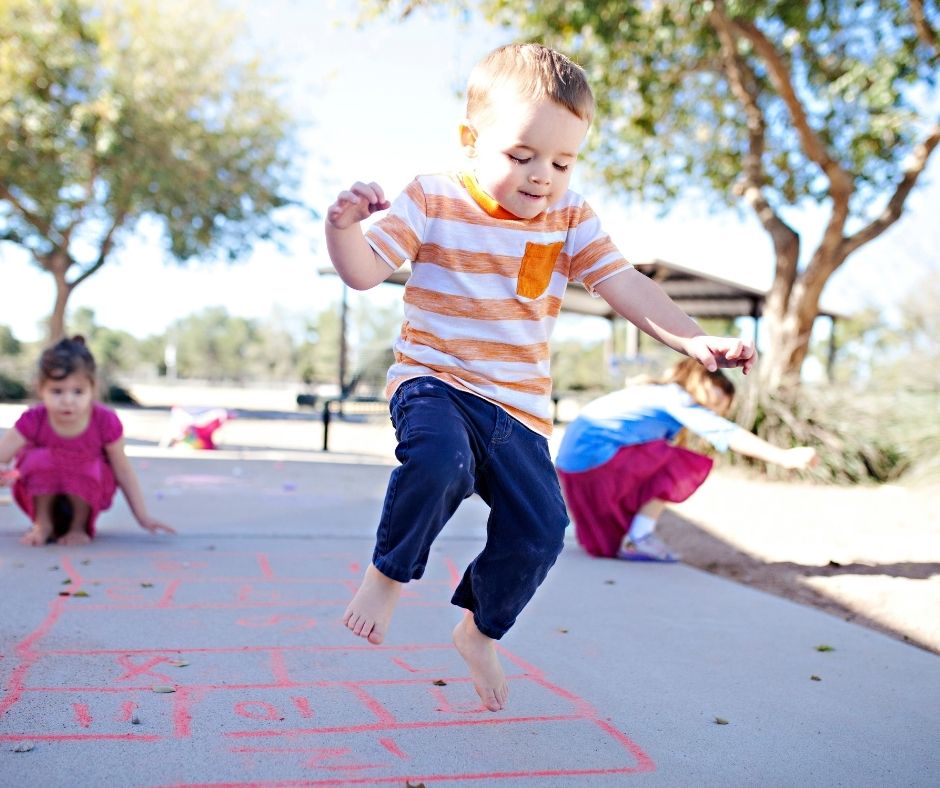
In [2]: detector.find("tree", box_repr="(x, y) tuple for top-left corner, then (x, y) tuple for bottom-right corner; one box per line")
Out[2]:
(366, 0), (939, 388)
(0, 0), (306, 340)
(70, 306), (144, 382)
(0, 325), (21, 357)
(171, 307), (260, 382)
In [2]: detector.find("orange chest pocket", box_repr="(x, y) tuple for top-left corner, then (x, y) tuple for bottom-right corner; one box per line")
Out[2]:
(517, 241), (563, 299)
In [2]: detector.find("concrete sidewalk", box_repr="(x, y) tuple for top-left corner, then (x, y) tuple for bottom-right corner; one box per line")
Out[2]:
(1, 450), (938, 787)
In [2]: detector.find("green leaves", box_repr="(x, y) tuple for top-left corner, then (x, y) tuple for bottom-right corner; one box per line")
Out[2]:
(0, 0), (307, 336)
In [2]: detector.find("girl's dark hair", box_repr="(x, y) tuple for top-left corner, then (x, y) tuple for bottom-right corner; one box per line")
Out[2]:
(38, 335), (97, 384)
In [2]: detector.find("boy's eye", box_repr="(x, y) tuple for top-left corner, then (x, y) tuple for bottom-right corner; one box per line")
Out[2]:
(507, 154), (530, 164)
(553, 163), (570, 172)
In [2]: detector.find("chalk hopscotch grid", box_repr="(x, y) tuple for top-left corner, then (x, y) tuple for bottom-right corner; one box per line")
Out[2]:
(0, 549), (654, 784)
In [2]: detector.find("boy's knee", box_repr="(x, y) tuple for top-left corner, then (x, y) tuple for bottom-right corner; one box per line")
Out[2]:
(404, 437), (475, 497)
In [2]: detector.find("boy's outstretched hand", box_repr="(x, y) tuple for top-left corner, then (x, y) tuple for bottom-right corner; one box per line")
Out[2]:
(687, 335), (757, 375)
(326, 181), (390, 229)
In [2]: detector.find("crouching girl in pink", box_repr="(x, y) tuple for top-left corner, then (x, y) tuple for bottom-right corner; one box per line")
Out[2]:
(0, 336), (175, 546)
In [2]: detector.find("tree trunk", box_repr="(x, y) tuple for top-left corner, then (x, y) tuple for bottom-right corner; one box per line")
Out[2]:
(44, 252), (73, 342)
(759, 298), (816, 390)
(759, 240), (846, 390)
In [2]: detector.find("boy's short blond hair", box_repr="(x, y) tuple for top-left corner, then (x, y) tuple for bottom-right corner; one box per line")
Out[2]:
(466, 43), (595, 125)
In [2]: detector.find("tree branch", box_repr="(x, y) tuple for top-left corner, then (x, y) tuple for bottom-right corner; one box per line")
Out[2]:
(709, 4), (800, 294)
(0, 182), (67, 250)
(60, 155), (100, 251)
(724, 10), (854, 199)
(0, 228), (26, 245)
(69, 210), (127, 289)
(911, 0), (939, 54)
(842, 121), (940, 257)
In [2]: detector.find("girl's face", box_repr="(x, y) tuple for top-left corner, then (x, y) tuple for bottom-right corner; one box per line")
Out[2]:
(39, 372), (95, 428)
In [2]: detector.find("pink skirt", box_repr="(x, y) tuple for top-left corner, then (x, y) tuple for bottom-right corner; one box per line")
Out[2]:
(558, 440), (713, 558)
(13, 447), (117, 538)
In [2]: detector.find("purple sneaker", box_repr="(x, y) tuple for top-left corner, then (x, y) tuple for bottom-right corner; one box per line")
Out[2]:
(616, 533), (678, 563)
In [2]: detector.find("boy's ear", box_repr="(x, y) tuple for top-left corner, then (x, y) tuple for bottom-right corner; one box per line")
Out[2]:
(459, 121), (477, 157)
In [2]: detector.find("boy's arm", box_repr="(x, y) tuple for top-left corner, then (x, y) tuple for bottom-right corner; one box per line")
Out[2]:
(595, 268), (756, 374)
(325, 181), (396, 291)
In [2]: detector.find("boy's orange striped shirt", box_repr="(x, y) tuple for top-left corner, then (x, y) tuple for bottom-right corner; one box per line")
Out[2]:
(366, 172), (632, 436)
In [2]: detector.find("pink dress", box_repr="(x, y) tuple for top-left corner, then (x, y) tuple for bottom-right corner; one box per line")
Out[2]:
(558, 440), (713, 558)
(12, 403), (123, 537)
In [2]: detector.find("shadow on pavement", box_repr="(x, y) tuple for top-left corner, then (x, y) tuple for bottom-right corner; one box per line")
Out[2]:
(656, 509), (940, 656)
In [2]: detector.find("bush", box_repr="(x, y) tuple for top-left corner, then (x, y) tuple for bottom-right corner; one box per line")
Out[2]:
(103, 384), (138, 405)
(0, 372), (27, 401)
(725, 384), (930, 485)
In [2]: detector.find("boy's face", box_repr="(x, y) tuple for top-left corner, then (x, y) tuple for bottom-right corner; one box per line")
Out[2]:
(461, 87), (590, 220)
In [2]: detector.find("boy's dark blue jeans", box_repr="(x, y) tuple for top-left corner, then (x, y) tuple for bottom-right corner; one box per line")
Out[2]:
(373, 376), (569, 640)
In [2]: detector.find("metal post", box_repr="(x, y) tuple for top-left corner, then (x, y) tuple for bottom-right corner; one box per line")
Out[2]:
(339, 285), (349, 397)
(322, 400), (332, 452)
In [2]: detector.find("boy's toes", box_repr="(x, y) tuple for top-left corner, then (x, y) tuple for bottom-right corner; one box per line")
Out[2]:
(479, 689), (503, 712)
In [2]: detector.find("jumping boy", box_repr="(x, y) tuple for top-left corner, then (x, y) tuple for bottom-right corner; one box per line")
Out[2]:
(325, 43), (754, 712)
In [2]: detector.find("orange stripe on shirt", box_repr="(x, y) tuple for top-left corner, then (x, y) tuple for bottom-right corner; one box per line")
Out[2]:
(416, 243), (571, 280)
(393, 354), (551, 395)
(374, 215), (421, 263)
(403, 325), (549, 365)
(570, 235), (621, 278)
(405, 286), (563, 322)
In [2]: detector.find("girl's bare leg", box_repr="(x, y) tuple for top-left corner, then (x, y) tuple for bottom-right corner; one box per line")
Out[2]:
(58, 495), (92, 546)
(342, 563), (403, 645)
(452, 611), (508, 712)
(20, 494), (54, 546)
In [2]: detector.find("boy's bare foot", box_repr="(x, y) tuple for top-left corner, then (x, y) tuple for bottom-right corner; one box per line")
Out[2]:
(342, 563), (403, 645)
(58, 529), (91, 546)
(452, 611), (508, 712)
(20, 521), (53, 546)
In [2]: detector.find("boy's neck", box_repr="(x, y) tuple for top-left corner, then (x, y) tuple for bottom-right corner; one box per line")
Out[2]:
(459, 172), (522, 220)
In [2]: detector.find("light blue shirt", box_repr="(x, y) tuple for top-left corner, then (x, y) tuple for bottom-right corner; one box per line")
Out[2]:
(555, 383), (739, 473)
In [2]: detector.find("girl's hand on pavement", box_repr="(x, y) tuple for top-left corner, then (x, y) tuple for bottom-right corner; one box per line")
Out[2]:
(139, 516), (177, 535)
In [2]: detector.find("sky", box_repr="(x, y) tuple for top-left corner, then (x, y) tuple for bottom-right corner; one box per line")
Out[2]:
(2, 0), (938, 344)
